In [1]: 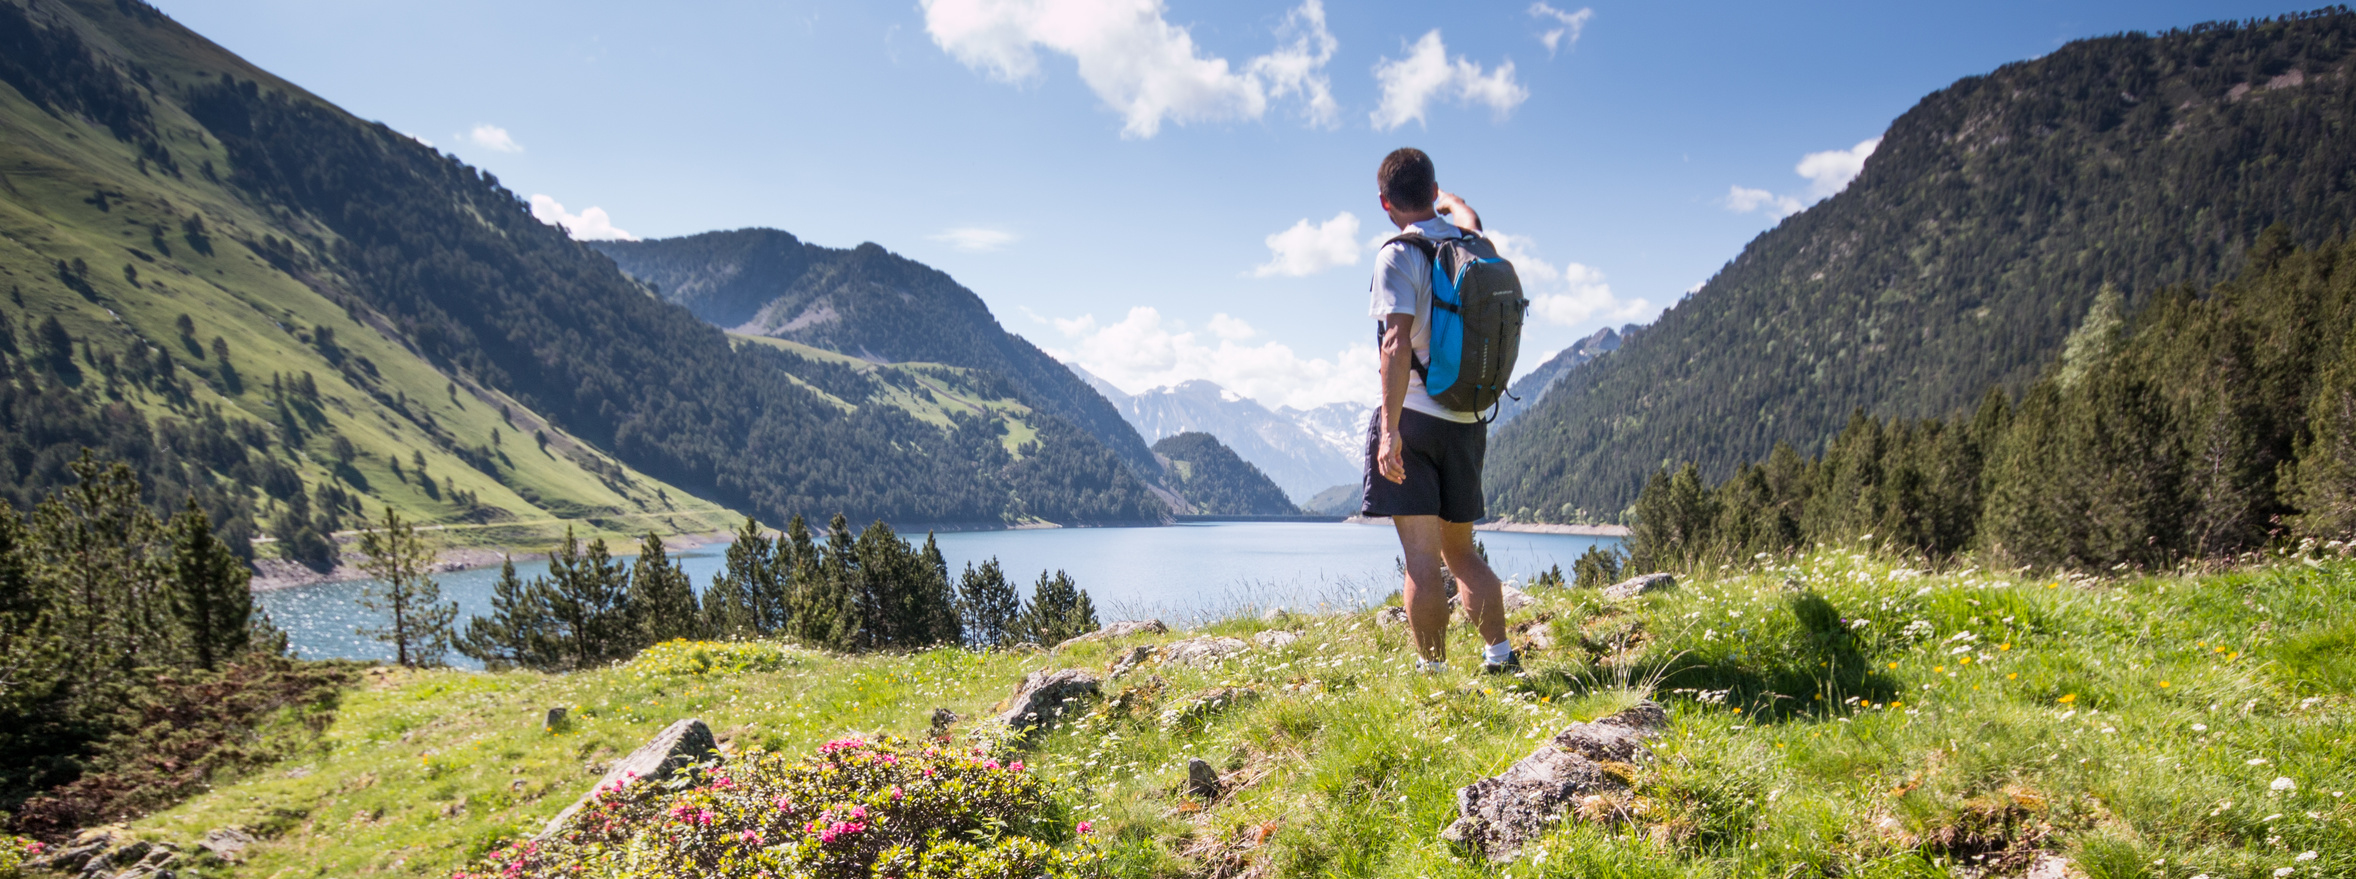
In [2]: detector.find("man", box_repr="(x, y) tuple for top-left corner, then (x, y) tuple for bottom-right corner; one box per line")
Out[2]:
(1360, 147), (1516, 675)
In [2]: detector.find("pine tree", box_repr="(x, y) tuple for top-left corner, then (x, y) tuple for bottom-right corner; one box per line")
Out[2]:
(540, 529), (635, 670)
(165, 498), (261, 670)
(1572, 543), (1622, 590)
(957, 557), (1021, 648)
(630, 532), (703, 645)
(2288, 338), (2356, 538)
(456, 558), (552, 670)
(32, 452), (174, 677)
(354, 508), (458, 668)
(787, 515), (860, 651)
(1019, 570), (1095, 646)
(913, 533), (963, 648)
(699, 568), (758, 641)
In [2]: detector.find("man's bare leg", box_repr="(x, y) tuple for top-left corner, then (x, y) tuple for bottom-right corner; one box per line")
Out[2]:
(1393, 515), (1451, 662)
(1440, 520), (1507, 651)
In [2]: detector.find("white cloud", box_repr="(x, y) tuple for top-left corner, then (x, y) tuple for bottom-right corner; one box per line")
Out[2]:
(1252, 211), (1362, 277)
(1724, 136), (1881, 219)
(1370, 31), (1528, 131)
(1484, 230), (1653, 328)
(1723, 185), (1803, 218)
(460, 124), (522, 153)
(930, 227), (1020, 252)
(921, 0), (1338, 138)
(1044, 306), (1371, 409)
(528, 194), (636, 241)
(1796, 137), (1880, 198)
(1529, 3), (1593, 56)
(1206, 312), (1255, 340)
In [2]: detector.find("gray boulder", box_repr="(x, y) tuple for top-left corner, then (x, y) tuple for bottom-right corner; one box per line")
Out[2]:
(1439, 701), (1668, 861)
(1603, 573), (1676, 600)
(542, 718), (721, 837)
(1374, 606), (1409, 627)
(1161, 636), (1249, 667)
(995, 668), (1102, 732)
(1252, 629), (1301, 650)
(196, 827), (255, 864)
(1500, 584), (1536, 611)
(1055, 619), (1168, 649)
(1107, 643), (1158, 679)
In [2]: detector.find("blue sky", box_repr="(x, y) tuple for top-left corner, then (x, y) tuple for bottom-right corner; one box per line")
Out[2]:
(151, 0), (2300, 411)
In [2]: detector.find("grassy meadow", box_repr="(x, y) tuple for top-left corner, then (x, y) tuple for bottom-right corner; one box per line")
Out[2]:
(87, 544), (2356, 879)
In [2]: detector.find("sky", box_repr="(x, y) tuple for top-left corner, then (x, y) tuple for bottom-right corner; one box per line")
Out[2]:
(149, 0), (2304, 412)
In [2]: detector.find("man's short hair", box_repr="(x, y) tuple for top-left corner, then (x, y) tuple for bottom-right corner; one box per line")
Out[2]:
(1377, 148), (1436, 212)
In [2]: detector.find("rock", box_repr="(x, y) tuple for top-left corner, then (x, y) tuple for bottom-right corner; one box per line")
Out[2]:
(1374, 606), (1409, 627)
(2024, 853), (2074, 879)
(1161, 636), (1249, 667)
(995, 668), (1101, 732)
(1165, 686), (1259, 729)
(542, 718), (721, 837)
(1108, 644), (1158, 679)
(1186, 758), (1222, 798)
(1261, 606), (1291, 623)
(1252, 629), (1301, 649)
(1602, 573), (1676, 600)
(1054, 619), (1168, 649)
(928, 707), (959, 740)
(1499, 584), (1536, 611)
(544, 707), (568, 731)
(1439, 702), (1668, 861)
(1513, 618), (1555, 651)
(197, 827), (255, 863)
(29, 825), (132, 875)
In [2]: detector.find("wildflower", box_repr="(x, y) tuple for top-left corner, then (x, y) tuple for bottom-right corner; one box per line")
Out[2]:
(1078, 820), (1094, 834)
(2159, 680), (2170, 687)
(890, 785), (904, 801)
(2272, 777), (2297, 793)
(1010, 760), (1025, 772)
(2273, 869), (2293, 878)
(2057, 694), (2076, 704)
(2297, 851), (2319, 862)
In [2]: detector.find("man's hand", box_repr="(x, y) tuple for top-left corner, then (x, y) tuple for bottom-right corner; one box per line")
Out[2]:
(1378, 426), (1407, 484)
(1434, 191), (1482, 232)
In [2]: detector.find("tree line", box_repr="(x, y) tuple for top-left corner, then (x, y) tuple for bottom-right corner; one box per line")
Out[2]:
(1628, 228), (2356, 572)
(351, 514), (1103, 673)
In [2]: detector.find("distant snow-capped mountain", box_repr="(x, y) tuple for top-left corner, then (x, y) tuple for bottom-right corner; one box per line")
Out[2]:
(1071, 369), (1367, 503)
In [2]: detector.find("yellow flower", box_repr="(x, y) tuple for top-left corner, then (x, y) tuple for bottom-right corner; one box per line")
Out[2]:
(1934, 666), (1946, 673)
(2007, 673), (2018, 680)
(2158, 680), (2170, 688)
(1888, 662), (1899, 669)
(1960, 657), (1972, 664)
(1999, 643), (2011, 651)
(2057, 693), (2077, 704)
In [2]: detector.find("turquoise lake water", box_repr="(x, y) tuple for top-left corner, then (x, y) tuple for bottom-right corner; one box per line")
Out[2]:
(257, 522), (1622, 668)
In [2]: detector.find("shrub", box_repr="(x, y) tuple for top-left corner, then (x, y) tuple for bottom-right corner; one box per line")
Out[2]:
(625, 640), (805, 678)
(456, 735), (1099, 879)
(1, 837), (40, 879)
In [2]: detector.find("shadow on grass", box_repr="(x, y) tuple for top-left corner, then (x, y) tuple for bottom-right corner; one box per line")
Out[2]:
(1515, 591), (1904, 722)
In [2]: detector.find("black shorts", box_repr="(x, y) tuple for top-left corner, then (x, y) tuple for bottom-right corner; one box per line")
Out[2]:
(1360, 408), (1486, 523)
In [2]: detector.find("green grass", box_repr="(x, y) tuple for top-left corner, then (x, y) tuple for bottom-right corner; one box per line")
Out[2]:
(0, 60), (737, 548)
(117, 548), (2355, 878)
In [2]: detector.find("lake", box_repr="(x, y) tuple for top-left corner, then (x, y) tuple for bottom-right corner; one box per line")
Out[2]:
(258, 522), (1622, 667)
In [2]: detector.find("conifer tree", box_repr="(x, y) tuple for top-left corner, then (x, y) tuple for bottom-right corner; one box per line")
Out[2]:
(1019, 570), (1096, 646)
(957, 557), (1021, 648)
(630, 532), (703, 645)
(540, 529), (635, 670)
(1572, 543), (1622, 590)
(354, 508), (458, 668)
(913, 533), (963, 648)
(2289, 338), (2356, 539)
(456, 559), (553, 670)
(700, 568), (758, 641)
(166, 498), (260, 670)
(787, 515), (860, 651)
(719, 516), (787, 634)
(33, 453), (174, 677)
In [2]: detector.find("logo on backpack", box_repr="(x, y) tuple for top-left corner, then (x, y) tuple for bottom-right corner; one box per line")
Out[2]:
(1382, 229), (1529, 420)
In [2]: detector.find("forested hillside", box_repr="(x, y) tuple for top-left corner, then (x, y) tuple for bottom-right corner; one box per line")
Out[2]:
(1628, 225), (2356, 572)
(1491, 10), (2356, 521)
(1151, 431), (1299, 516)
(0, 0), (1163, 537)
(590, 230), (1161, 481)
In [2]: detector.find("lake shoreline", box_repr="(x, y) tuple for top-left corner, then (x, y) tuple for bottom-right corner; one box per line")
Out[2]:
(248, 531), (733, 592)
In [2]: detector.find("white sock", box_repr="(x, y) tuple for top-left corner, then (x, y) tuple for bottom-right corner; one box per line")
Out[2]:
(1484, 641), (1514, 664)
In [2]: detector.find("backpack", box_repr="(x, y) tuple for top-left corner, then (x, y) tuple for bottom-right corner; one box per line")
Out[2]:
(1379, 228), (1528, 419)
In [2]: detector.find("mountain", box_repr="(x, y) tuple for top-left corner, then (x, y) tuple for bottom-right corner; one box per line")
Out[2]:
(1488, 325), (1634, 428)
(1150, 432), (1298, 516)
(1071, 369), (1368, 501)
(588, 230), (1160, 481)
(0, 0), (1163, 545)
(1490, 10), (2356, 521)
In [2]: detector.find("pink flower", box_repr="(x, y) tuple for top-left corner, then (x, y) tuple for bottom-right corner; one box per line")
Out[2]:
(983, 759), (1001, 770)
(1009, 760), (1025, 772)
(890, 785), (904, 801)
(1077, 821), (1093, 834)
(851, 805), (868, 819)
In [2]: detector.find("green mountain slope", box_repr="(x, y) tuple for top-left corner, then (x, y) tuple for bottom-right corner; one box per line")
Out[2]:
(0, 0), (1164, 541)
(589, 229), (1162, 480)
(0, 0), (738, 557)
(1152, 431), (1299, 516)
(1490, 11), (2356, 520)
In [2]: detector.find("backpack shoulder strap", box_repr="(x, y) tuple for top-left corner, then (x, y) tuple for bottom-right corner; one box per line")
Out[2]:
(1382, 231), (1437, 260)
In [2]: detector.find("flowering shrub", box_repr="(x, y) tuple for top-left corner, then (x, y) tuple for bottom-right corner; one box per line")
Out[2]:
(625, 640), (804, 678)
(1, 836), (40, 879)
(454, 735), (1099, 879)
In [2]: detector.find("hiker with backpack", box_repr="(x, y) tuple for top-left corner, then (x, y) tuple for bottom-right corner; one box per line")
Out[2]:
(1359, 147), (1529, 675)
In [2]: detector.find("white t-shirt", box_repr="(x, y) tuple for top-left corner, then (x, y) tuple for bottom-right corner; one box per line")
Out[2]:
(1368, 215), (1480, 424)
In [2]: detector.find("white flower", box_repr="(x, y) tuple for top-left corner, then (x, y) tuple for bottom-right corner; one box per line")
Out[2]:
(2272, 777), (2297, 793)
(2296, 851), (2318, 862)
(2192, 723), (2209, 732)
(2248, 757), (2271, 765)
(2273, 869), (2294, 878)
